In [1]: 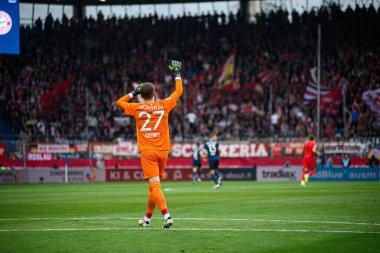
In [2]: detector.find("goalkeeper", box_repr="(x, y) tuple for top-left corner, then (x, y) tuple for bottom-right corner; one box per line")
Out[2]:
(116, 60), (183, 228)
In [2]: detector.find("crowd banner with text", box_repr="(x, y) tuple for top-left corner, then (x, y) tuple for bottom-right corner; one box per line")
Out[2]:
(283, 142), (304, 156)
(94, 142), (269, 158)
(0, 0), (19, 55)
(27, 142), (372, 158)
(324, 142), (367, 154)
(37, 144), (70, 153)
(27, 153), (53, 161)
(28, 143), (88, 159)
(92, 142), (269, 158)
(181, 143), (269, 158)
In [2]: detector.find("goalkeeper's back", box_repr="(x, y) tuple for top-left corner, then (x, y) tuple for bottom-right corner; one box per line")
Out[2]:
(120, 78), (183, 152)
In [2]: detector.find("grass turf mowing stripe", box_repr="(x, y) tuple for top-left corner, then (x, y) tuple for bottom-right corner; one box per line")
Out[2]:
(0, 227), (379, 234)
(1, 217), (379, 226)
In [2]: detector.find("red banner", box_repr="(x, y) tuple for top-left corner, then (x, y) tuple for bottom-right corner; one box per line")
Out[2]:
(258, 69), (280, 86)
(171, 143), (269, 158)
(92, 142), (270, 158)
(0, 143), (6, 162)
(41, 78), (72, 115)
(320, 87), (342, 114)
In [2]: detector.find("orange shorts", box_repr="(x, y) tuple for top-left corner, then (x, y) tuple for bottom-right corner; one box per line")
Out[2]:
(140, 150), (169, 180)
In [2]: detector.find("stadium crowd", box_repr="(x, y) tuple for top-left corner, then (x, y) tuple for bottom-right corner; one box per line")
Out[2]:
(0, 3), (379, 142)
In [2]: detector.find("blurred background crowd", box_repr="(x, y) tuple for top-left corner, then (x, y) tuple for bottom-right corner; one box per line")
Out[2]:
(0, 3), (379, 142)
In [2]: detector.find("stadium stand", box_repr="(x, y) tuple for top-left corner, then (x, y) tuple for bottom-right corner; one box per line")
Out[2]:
(0, 3), (379, 142)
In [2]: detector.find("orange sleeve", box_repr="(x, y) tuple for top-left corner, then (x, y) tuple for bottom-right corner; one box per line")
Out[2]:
(165, 77), (183, 111)
(116, 93), (138, 116)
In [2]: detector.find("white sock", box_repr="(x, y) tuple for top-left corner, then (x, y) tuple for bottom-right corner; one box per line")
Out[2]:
(164, 213), (171, 220)
(144, 216), (151, 223)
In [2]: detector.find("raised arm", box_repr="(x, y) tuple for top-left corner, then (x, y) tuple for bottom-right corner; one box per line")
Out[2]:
(115, 85), (141, 113)
(170, 77), (183, 101)
(168, 60), (183, 101)
(116, 93), (133, 110)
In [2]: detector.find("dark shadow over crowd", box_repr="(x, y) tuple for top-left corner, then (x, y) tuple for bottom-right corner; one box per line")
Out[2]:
(0, 4), (379, 142)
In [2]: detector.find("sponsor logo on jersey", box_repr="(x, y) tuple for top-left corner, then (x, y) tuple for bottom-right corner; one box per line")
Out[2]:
(145, 132), (161, 139)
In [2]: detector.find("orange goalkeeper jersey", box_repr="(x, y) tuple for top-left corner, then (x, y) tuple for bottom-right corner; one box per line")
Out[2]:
(117, 78), (183, 152)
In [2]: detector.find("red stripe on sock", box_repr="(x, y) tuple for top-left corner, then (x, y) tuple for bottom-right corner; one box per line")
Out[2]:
(145, 213), (152, 219)
(161, 209), (168, 215)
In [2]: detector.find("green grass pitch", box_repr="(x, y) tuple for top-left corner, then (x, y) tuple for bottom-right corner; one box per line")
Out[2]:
(0, 181), (379, 253)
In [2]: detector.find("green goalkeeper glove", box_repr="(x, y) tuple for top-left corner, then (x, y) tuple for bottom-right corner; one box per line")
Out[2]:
(131, 85), (141, 97)
(168, 60), (182, 77)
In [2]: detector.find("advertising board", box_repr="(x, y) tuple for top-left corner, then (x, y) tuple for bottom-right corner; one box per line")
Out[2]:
(310, 167), (379, 181)
(27, 168), (105, 183)
(106, 168), (256, 182)
(256, 166), (303, 181)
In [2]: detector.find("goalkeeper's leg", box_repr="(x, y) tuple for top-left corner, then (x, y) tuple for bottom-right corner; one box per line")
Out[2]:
(149, 177), (173, 228)
(139, 190), (155, 227)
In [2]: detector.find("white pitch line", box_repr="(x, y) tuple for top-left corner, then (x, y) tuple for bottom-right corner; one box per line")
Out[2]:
(0, 227), (379, 234)
(172, 218), (380, 226)
(0, 217), (379, 227)
(248, 219), (380, 226)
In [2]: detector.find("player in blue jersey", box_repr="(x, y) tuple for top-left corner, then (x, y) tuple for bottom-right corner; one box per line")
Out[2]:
(191, 142), (202, 184)
(202, 133), (222, 189)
